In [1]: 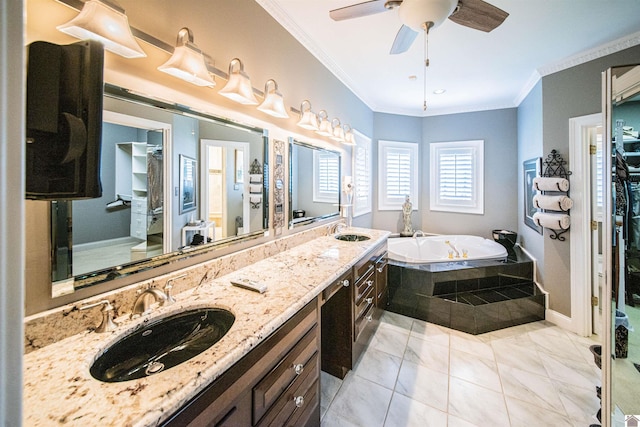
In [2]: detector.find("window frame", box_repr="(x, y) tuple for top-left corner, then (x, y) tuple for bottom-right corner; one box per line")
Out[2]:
(312, 148), (340, 204)
(352, 130), (372, 217)
(429, 139), (484, 215)
(377, 140), (419, 211)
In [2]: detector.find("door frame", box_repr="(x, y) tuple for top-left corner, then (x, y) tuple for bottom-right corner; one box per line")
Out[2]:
(569, 112), (602, 336)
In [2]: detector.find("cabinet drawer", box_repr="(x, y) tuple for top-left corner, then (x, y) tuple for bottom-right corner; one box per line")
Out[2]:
(130, 212), (147, 238)
(354, 301), (375, 341)
(253, 324), (318, 422)
(131, 197), (147, 214)
(256, 353), (319, 427)
(354, 269), (374, 304)
(322, 270), (352, 305)
(354, 286), (375, 321)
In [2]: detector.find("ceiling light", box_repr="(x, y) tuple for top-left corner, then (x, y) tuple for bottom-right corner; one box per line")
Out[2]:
(218, 58), (259, 105)
(157, 28), (215, 87)
(296, 100), (319, 130)
(433, 89), (446, 94)
(57, 0), (146, 58)
(316, 110), (333, 136)
(398, 0), (457, 31)
(257, 79), (289, 118)
(330, 118), (345, 142)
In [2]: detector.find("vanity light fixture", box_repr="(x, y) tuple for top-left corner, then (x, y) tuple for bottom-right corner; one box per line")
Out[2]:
(316, 110), (333, 136)
(218, 58), (259, 105)
(57, 0), (146, 58)
(296, 100), (319, 131)
(257, 79), (289, 118)
(157, 28), (215, 87)
(330, 118), (345, 142)
(343, 125), (356, 145)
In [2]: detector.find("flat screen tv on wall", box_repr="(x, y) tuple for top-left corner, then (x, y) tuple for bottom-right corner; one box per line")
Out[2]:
(25, 39), (104, 200)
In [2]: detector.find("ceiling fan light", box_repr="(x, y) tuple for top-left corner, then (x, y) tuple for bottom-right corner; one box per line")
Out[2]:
(296, 100), (319, 130)
(398, 0), (457, 31)
(158, 28), (215, 87)
(219, 58), (259, 105)
(257, 79), (289, 118)
(315, 110), (333, 136)
(57, 0), (146, 58)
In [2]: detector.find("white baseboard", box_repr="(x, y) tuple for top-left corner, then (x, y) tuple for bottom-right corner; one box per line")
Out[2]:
(545, 308), (576, 333)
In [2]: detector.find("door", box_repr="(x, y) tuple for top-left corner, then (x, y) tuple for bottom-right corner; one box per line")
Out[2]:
(590, 124), (604, 335)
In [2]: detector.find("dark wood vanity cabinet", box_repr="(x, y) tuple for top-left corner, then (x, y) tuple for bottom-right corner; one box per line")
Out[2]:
(321, 241), (388, 379)
(163, 298), (320, 427)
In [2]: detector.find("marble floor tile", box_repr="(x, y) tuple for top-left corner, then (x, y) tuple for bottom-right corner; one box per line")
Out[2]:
(449, 348), (502, 392)
(403, 335), (450, 374)
(497, 364), (567, 414)
(450, 333), (496, 361)
(505, 395), (574, 427)
(395, 360), (449, 412)
(447, 376), (510, 427)
(353, 347), (402, 390)
(490, 338), (548, 377)
(320, 371), (342, 420)
(541, 352), (600, 390)
(409, 319), (451, 347)
(552, 379), (601, 425)
(326, 374), (393, 427)
(369, 324), (410, 358)
(527, 329), (587, 363)
(379, 311), (414, 333)
(384, 392), (447, 427)
(447, 414), (482, 427)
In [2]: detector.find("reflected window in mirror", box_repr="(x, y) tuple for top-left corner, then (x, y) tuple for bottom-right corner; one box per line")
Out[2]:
(289, 139), (341, 228)
(50, 84), (269, 297)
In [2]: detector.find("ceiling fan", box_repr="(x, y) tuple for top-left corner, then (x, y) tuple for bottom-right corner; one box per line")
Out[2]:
(329, 0), (509, 54)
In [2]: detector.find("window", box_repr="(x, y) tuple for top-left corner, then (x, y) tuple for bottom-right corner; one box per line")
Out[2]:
(352, 131), (372, 217)
(313, 149), (339, 203)
(378, 140), (419, 211)
(430, 140), (484, 214)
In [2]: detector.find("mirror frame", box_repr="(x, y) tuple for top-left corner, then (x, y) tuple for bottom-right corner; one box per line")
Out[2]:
(288, 138), (341, 228)
(53, 84), (270, 293)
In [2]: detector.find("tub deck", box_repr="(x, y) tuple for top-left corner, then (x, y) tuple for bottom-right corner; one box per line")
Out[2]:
(386, 247), (545, 334)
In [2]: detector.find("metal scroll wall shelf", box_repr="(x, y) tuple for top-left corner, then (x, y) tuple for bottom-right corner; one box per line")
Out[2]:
(532, 150), (573, 241)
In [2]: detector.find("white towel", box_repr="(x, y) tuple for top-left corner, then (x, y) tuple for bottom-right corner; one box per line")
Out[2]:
(533, 194), (573, 211)
(249, 184), (262, 194)
(533, 212), (571, 230)
(532, 176), (570, 192)
(249, 174), (263, 184)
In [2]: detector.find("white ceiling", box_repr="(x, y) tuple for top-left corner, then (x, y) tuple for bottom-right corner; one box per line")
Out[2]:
(257, 0), (640, 117)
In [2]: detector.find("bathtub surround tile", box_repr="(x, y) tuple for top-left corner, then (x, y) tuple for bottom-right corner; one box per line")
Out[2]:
(321, 313), (600, 427)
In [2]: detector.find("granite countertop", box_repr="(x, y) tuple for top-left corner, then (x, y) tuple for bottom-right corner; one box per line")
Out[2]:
(23, 228), (389, 426)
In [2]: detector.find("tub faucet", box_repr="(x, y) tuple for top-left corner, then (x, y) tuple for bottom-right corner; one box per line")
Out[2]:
(131, 286), (168, 316)
(412, 230), (425, 238)
(444, 240), (460, 258)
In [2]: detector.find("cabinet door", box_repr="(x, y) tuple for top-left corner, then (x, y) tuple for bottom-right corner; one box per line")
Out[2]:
(375, 254), (388, 308)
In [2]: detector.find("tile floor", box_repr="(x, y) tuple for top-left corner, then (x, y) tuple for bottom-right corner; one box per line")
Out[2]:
(320, 311), (602, 427)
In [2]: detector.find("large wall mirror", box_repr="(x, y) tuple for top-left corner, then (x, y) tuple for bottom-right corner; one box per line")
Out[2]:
(51, 85), (268, 297)
(289, 139), (341, 228)
(605, 64), (640, 425)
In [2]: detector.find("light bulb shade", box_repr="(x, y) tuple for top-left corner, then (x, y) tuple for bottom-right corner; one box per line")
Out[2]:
(219, 58), (259, 105)
(158, 28), (215, 87)
(296, 100), (319, 130)
(316, 110), (333, 136)
(344, 129), (357, 145)
(257, 79), (289, 118)
(398, 0), (457, 31)
(57, 0), (146, 58)
(330, 118), (345, 142)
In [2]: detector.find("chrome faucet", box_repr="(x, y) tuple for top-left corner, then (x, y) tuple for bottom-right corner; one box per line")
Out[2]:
(131, 286), (168, 316)
(412, 230), (425, 238)
(328, 221), (347, 234)
(444, 240), (460, 258)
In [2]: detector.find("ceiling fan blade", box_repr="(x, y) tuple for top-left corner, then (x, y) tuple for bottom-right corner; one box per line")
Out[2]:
(448, 0), (508, 32)
(390, 25), (418, 54)
(329, 0), (393, 21)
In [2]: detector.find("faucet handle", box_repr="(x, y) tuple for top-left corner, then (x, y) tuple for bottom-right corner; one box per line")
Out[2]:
(163, 274), (187, 305)
(79, 300), (118, 333)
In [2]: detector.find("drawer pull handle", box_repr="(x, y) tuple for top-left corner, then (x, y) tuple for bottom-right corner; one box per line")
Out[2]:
(342, 279), (350, 287)
(377, 266), (384, 273)
(294, 396), (304, 408)
(294, 363), (304, 375)
(366, 297), (373, 304)
(366, 314), (373, 322)
(367, 280), (374, 287)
